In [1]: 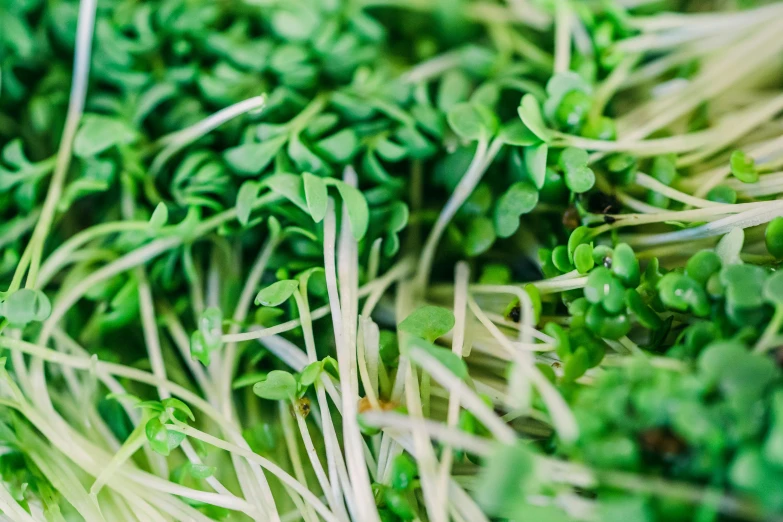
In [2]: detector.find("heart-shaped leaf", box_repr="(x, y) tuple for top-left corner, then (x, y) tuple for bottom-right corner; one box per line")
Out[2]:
(253, 370), (297, 401)
(494, 181), (539, 238)
(399, 305), (455, 342)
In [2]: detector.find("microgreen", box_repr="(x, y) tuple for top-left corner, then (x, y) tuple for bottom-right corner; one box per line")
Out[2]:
(398, 306), (455, 343)
(518, 94), (552, 143)
(4, 2), (783, 521)
(494, 181), (539, 238)
(252, 370), (298, 401)
(730, 150), (758, 184)
(255, 280), (299, 307)
(766, 217), (783, 259)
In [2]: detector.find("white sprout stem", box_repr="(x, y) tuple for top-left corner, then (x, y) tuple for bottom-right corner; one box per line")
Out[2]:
(682, 133), (783, 195)
(357, 318), (381, 409)
(160, 308), (214, 397)
(258, 336), (360, 521)
(437, 262), (470, 510)
(219, 230), (281, 420)
(607, 200), (775, 227)
(167, 423), (341, 522)
(359, 411), (494, 457)
(590, 54), (639, 121)
(224, 258), (412, 344)
(468, 296), (579, 443)
(323, 198), (380, 522)
(23, 0), (97, 289)
(618, 20), (783, 140)
(404, 358), (447, 522)
(615, 190), (677, 214)
(470, 285), (535, 411)
(627, 3), (783, 31)
(3, 389), (256, 517)
(754, 307), (783, 354)
(36, 221), (149, 289)
(615, 19), (748, 53)
(361, 257), (415, 317)
(531, 276), (588, 294)
(677, 93), (783, 167)
(621, 37), (724, 90)
(279, 403), (319, 522)
(136, 269), (170, 480)
(150, 94), (267, 176)
(401, 49), (464, 84)
(89, 420), (148, 498)
(408, 347), (516, 443)
(137, 269), (236, 500)
(388, 431), (491, 522)
(558, 129), (714, 156)
(293, 292), (355, 522)
(416, 138), (501, 288)
(0, 335), (316, 519)
(553, 0), (571, 73)
(467, 1), (551, 29)
(623, 200), (783, 247)
(633, 172), (719, 208)
(0, 483), (37, 522)
(292, 407), (344, 521)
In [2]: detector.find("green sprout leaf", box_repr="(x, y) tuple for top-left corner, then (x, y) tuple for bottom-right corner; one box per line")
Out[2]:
(447, 103), (497, 141)
(255, 280), (299, 307)
(315, 129), (360, 164)
(224, 135), (287, 176)
(517, 94), (552, 143)
(407, 337), (468, 380)
(559, 147), (595, 194)
(145, 417), (171, 457)
(477, 442), (535, 516)
(730, 150), (758, 183)
(300, 361), (324, 387)
(332, 179), (370, 240)
(236, 181), (261, 226)
(464, 216), (496, 257)
(162, 398), (195, 422)
(524, 143), (548, 190)
(253, 370), (298, 401)
(498, 121), (539, 147)
(399, 305), (455, 342)
(149, 203), (168, 230)
(494, 181), (539, 238)
(766, 217), (783, 259)
(303, 172), (328, 223)
(0, 289), (51, 325)
(188, 463), (216, 479)
(73, 115), (137, 158)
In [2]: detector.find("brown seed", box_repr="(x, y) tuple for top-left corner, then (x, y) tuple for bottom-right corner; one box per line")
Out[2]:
(296, 397), (311, 418)
(562, 206), (580, 230)
(639, 427), (686, 459)
(357, 396), (398, 414)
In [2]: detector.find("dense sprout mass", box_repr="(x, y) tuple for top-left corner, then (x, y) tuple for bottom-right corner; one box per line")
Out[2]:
(2, 0), (783, 521)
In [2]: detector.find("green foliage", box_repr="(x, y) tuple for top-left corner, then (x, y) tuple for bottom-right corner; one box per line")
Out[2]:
(494, 181), (539, 238)
(0, 289), (51, 325)
(3, 1), (783, 520)
(476, 442), (535, 516)
(398, 306), (455, 343)
(253, 370), (298, 401)
(255, 280), (299, 307)
(730, 150), (758, 183)
(766, 217), (783, 259)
